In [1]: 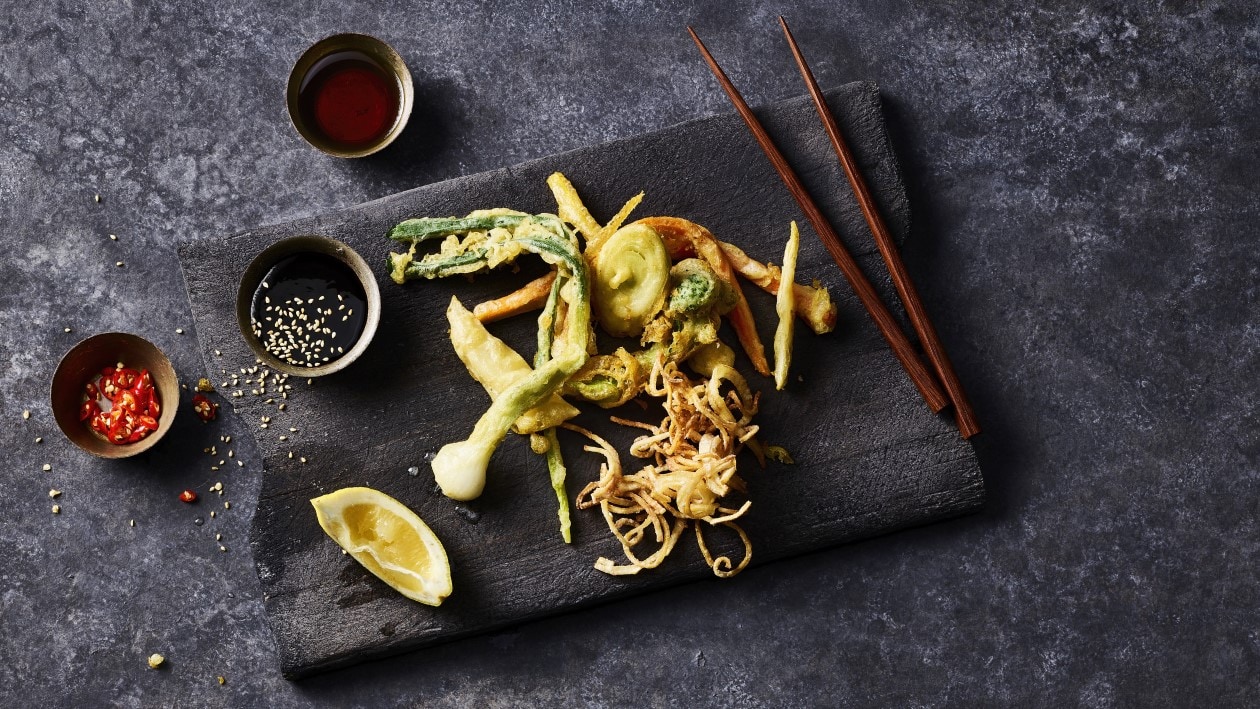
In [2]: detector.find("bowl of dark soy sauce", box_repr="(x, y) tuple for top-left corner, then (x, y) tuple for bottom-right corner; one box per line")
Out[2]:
(287, 33), (414, 158)
(236, 235), (381, 376)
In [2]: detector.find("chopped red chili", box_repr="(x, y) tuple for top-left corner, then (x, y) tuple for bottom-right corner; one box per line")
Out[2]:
(191, 393), (218, 422)
(82, 361), (160, 445)
(179, 489), (198, 503)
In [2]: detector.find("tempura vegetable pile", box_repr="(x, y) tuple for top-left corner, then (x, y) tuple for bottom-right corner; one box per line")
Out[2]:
(385, 174), (836, 576)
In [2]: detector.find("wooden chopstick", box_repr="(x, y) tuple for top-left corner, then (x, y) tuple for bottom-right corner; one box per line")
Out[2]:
(687, 26), (950, 416)
(778, 17), (981, 439)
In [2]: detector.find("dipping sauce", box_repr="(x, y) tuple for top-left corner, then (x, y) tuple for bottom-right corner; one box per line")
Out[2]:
(249, 253), (368, 368)
(297, 51), (401, 150)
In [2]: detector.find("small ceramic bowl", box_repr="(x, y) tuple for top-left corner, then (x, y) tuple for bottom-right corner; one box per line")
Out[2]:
(235, 235), (381, 377)
(50, 333), (179, 459)
(287, 33), (414, 158)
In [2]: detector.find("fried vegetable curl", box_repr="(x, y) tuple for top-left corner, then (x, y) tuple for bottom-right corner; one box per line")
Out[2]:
(573, 358), (760, 578)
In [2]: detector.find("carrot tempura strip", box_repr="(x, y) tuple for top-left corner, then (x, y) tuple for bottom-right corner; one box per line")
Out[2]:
(472, 270), (557, 323)
(718, 240), (837, 335)
(633, 216), (771, 376)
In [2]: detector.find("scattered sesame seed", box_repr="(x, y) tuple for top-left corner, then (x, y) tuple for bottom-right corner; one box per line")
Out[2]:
(51, 505), (61, 514)
(64, 327), (72, 333)
(147, 653), (164, 669)
(224, 501), (231, 509)
(214, 349), (221, 356)
(22, 410), (30, 420)
(227, 450), (234, 458)
(218, 676), (226, 686)
(210, 510), (217, 518)
(176, 328), (184, 334)
(109, 234), (117, 241)
(219, 545), (227, 553)
(35, 437), (42, 443)
(224, 436), (231, 443)
(116, 261), (124, 267)
(237, 461), (243, 467)
(42, 463), (51, 472)
(129, 519), (136, 527)
(300, 457), (307, 464)
(279, 435), (287, 441)
(49, 489), (61, 498)
(278, 403), (286, 411)
(287, 452), (293, 459)
(94, 194), (101, 203)
(215, 533), (221, 541)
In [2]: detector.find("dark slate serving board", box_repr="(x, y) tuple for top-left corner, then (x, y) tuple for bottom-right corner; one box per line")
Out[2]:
(178, 82), (984, 679)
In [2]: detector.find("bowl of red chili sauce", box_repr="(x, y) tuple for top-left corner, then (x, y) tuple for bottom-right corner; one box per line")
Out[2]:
(287, 33), (414, 158)
(50, 333), (179, 459)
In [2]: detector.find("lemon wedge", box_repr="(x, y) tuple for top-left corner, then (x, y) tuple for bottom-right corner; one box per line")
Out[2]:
(310, 487), (453, 606)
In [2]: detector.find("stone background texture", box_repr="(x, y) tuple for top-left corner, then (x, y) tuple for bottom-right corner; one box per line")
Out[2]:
(0, 1), (1256, 706)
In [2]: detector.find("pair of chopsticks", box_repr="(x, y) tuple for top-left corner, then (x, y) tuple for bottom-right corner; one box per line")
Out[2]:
(688, 19), (981, 439)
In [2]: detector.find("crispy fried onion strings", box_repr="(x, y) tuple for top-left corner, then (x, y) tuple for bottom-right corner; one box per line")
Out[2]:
(572, 358), (760, 578)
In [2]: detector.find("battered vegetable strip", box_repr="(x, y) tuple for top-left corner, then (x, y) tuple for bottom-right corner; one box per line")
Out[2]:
(634, 216), (771, 376)
(773, 222), (800, 390)
(389, 213), (591, 501)
(540, 429), (572, 543)
(546, 172), (602, 240)
(388, 209), (532, 284)
(532, 267), (575, 542)
(473, 271), (557, 323)
(446, 296), (579, 434)
(586, 191), (644, 255)
(718, 240), (837, 335)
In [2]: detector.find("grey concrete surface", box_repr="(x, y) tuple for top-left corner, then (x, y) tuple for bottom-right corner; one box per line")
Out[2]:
(1, 1), (1256, 706)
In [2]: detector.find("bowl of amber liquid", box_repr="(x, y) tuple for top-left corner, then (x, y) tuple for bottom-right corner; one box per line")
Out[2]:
(287, 33), (414, 158)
